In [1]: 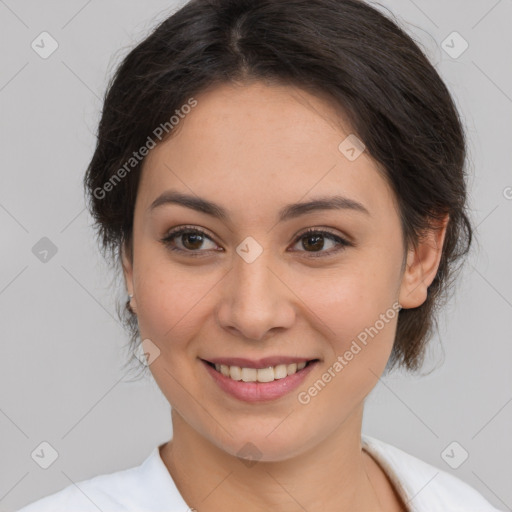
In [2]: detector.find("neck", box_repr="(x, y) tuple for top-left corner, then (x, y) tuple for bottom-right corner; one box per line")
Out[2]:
(160, 404), (384, 512)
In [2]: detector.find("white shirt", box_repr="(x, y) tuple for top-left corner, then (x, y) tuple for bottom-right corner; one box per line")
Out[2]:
(17, 434), (504, 512)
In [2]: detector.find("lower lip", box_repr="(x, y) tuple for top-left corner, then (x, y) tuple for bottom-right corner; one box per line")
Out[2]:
(201, 359), (318, 403)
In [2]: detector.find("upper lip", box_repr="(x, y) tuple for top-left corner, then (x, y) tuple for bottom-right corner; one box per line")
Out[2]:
(201, 356), (319, 368)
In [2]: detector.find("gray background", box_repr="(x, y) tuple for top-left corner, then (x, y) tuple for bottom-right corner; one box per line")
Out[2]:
(1, 1), (511, 510)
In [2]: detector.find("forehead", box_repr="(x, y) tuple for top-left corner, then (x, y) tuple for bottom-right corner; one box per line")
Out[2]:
(137, 81), (398, 226)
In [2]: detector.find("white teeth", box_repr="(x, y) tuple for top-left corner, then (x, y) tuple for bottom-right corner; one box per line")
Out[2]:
(287, 363), (297, 374)
(274, 364), (288, 379)
(241, 367), (257, 382)
(255, 366), (274, 383)
(229, 365), (242, 381)
(212, 361), (311, 382)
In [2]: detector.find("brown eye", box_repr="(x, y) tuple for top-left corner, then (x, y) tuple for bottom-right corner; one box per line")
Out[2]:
(290, 229), (352, 258)
(180, 231), (206, 250)
(302, 232), (327, 251)
(160, 227), (219, 256)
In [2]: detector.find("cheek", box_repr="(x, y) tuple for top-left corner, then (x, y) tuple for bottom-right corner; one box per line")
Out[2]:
(294, 272), (400, 424)
(132, 255), (209, 350)
(301, 258), (401, 346)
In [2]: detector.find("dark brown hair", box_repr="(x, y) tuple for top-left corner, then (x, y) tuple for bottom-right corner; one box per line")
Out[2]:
(84, 0), (472, 379)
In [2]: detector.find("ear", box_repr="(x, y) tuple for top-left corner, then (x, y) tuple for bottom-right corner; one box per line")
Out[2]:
(121, 239), (137, 314)
(398, 215), (449, 309)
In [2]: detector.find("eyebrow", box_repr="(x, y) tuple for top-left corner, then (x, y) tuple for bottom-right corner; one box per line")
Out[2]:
(148, 190), (370, 222)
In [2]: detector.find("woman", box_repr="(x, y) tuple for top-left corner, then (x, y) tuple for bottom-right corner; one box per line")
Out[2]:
(18, 0), (503, 510)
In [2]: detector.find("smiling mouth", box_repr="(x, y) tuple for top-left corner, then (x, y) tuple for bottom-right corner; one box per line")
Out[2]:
(203, 359), (320, 383)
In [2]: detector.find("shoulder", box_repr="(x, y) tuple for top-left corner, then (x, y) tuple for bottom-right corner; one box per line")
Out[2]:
(16, 460), (151, 512)
(16, 445), (188, 512)
(361, 434), (504, 512)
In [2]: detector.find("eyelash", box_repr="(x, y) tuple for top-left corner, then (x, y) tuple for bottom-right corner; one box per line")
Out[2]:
(160, 225), (353, 259)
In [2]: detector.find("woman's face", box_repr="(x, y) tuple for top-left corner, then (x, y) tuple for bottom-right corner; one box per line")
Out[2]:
(123, 81), (424, 461)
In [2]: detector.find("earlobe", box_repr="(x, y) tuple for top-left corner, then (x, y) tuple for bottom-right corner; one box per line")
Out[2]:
(398, 215), (449, 309)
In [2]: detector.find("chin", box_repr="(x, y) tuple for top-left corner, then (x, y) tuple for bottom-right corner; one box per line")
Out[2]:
(211, 424), (317, 463)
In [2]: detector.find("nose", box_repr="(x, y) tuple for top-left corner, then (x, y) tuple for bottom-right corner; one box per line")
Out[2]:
(215, 252), (296, 342)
